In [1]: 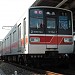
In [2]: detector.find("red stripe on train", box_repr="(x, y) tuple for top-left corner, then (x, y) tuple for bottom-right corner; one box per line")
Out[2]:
(30, 36), (73, 45)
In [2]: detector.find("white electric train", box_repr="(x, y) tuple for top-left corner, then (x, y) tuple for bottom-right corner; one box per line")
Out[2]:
(0, 6), (74, 66)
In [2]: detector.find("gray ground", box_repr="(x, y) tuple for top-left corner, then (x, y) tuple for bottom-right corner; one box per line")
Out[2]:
(0, 60), (35, 75)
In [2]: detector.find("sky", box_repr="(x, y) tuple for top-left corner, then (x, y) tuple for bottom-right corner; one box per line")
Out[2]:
(0, 0), (36, 40)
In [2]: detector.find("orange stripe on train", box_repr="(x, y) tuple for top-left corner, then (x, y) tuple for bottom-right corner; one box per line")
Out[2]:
(21, 36), (28, 46)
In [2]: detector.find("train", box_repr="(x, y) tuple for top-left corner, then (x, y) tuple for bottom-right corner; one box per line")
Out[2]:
(0, 6), (74, 67)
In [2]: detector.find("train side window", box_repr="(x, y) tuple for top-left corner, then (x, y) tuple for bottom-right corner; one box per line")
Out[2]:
(23, 18), (26, 35)
(18, 23), (21, 40)
(10, 34), (12, 44)
(5, 39), (6, 48)
(6, 37), (9, 47)
(2, 42), (3, 55)
(13, 30), (16, 42)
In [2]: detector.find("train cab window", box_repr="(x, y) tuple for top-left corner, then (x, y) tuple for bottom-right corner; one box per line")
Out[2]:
(58, 11), (72, 35)
(59, 16), (68, 30)
(30, 18), (43, 29)
(29, 9), (44, 34)
(47, 18), (56, 29)
(46, 17), (57, 34)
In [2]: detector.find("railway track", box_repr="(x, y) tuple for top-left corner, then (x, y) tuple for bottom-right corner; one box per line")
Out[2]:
(8, 62), (75, 75)
(5, 61), (64, 75)
(2, 60), (75, 75)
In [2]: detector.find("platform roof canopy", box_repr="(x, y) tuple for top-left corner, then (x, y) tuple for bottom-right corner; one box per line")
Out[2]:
(32, 0), (75, 31)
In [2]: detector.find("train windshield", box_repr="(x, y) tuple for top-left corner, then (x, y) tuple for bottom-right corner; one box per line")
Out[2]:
(29, 9), (44, 34)
(59, 16), (68, 30)
(29, 8), (72, 35)
(58, 11), (72, 35)
(47, 18), (56, 29)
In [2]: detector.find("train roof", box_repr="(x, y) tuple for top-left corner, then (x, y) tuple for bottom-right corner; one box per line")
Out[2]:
(30, 6), (72, 13)
(2, 24), (17, 42)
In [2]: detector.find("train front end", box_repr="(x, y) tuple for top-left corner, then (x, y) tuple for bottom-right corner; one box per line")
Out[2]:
(28, 7), (73, 55)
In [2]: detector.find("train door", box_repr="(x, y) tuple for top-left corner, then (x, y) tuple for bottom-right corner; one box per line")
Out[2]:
(45, 16), (58, 49)
(23, 18), (26, 48)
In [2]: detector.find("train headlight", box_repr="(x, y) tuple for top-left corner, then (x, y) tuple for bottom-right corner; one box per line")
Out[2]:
(30, 37), (40, 42)
(64, 38), (73, 43)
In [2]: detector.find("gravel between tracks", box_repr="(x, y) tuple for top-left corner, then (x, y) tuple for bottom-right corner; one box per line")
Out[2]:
(0, 60), (35, 75)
